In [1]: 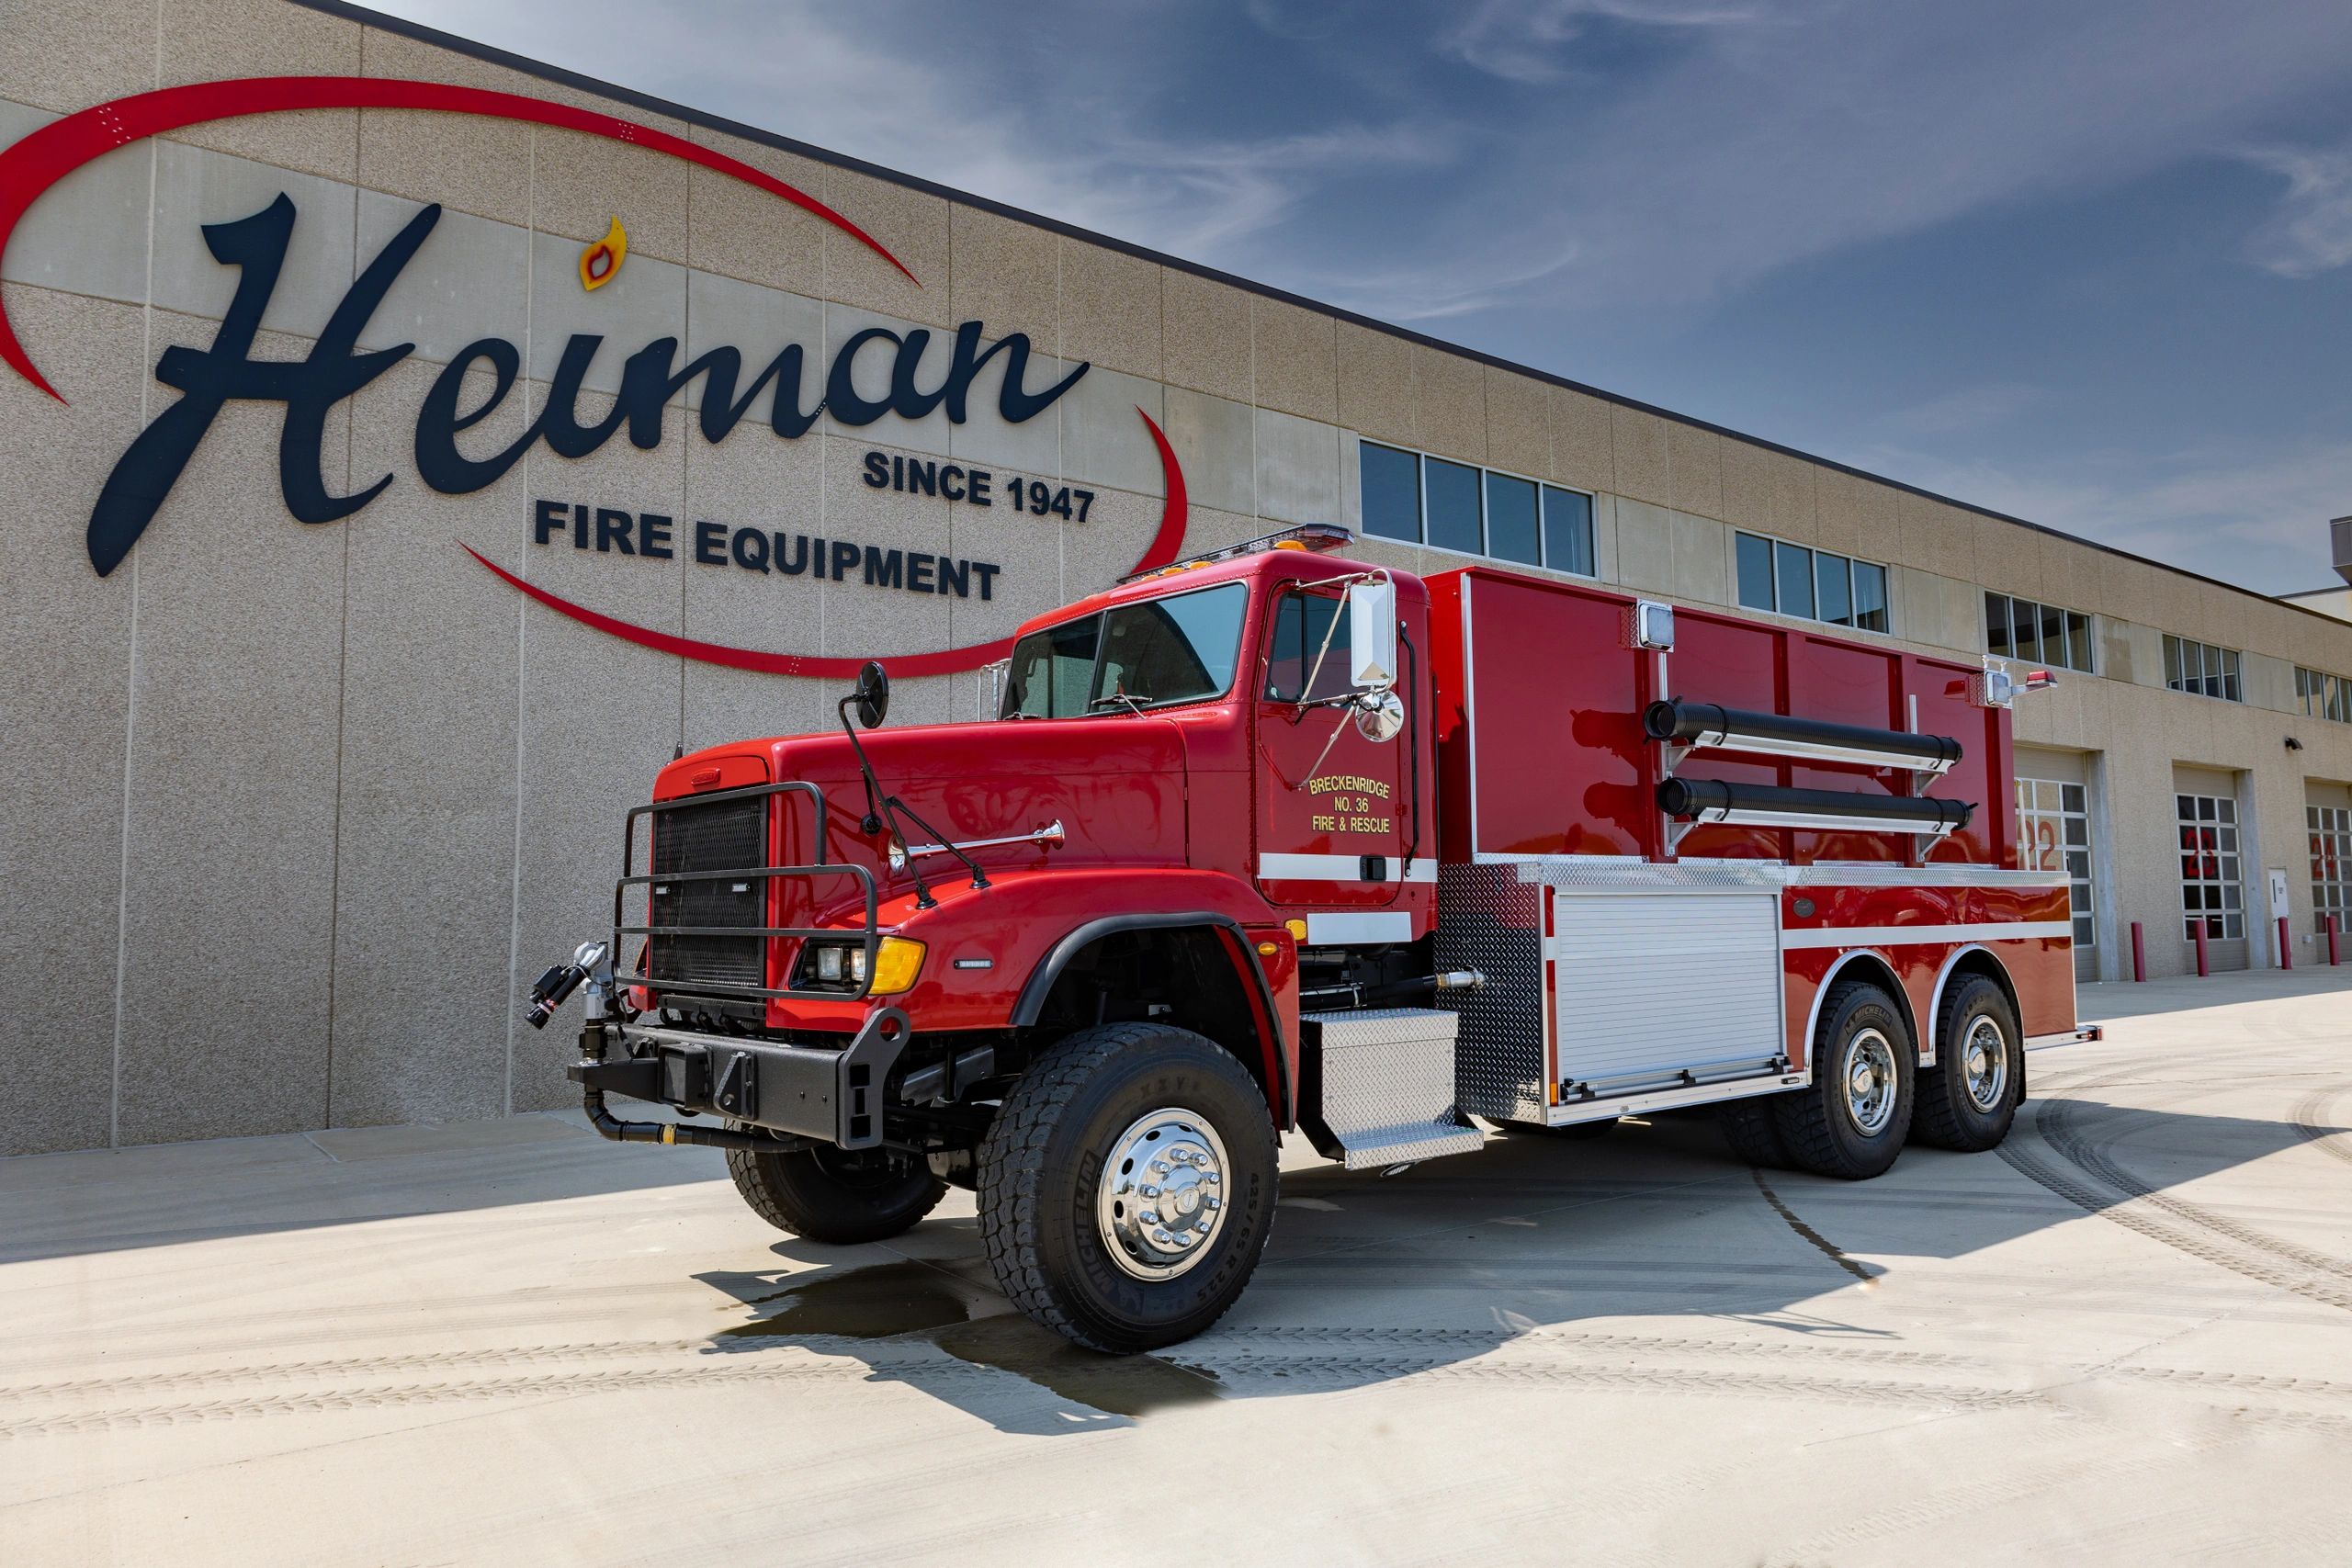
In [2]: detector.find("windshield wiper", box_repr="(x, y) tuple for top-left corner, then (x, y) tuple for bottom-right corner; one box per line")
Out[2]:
(1088, 686), (1148, 716)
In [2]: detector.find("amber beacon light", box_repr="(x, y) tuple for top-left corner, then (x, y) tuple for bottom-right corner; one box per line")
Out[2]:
(579, 216), (627, 290)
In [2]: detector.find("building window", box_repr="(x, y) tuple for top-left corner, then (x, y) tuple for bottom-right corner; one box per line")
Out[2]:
(2018, 778), (2096, 948)
(1357, 443), (1597, 576)
(2164, 635), (2242, 701)
(2314, 806), (2352, 937)
(1734, 531), (1891, 632)
(1424, 457), (1481, 555)
(1543, 486), (1594, 575)
(1361, 443), (1421, 542)
(1985, 593), (2095, 673)
(1484, 472), (1540, 565)
(2177, 792), (2244, 942)
(2296, 667), (2350, 723)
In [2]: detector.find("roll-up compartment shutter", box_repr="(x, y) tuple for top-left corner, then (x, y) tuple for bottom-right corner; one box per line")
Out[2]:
(1553, 891), (1782, 1096)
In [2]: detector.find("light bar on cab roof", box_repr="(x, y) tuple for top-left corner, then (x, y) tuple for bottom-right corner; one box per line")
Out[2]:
(1115, 524), (1353, 584)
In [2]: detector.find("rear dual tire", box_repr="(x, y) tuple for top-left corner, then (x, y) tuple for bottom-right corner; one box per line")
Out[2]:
(1767, 980), (1916, 1179)
(1912, 975), (2022, 1152)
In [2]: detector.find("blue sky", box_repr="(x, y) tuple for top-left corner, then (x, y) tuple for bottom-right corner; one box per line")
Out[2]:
(368, 0), (2352, 595)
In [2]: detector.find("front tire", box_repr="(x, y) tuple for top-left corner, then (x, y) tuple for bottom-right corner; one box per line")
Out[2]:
(1773, 980), (1914, 1179)
(1912, 974), (2022, 1151)
(726, 1143), (946, 1245)
(978, 1022), (1278, 1353)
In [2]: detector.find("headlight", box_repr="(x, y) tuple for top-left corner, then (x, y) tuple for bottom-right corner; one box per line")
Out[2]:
(804, 937), (924, 995)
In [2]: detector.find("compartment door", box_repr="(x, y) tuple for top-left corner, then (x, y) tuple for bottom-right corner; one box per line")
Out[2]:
(1551, 890), (1783, 1102)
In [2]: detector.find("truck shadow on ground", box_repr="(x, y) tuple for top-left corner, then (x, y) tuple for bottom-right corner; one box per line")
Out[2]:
(691, 1089), (2352, 1435)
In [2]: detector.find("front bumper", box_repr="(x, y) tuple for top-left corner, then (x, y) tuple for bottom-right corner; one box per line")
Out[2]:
(569, 1006), (910, 1150)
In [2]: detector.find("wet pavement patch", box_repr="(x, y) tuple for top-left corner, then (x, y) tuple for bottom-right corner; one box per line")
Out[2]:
(720, 1261), (978, 1339)
(930, 1314), (1222, 1418)
(718, 1260), (1225, 1418)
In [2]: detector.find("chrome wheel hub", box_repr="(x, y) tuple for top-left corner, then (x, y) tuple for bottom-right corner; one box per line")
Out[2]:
(1095, 1109), (1229, 1281)
(1841, 1028), (1898, 1137)
(1962, 1016), (2009, 1111)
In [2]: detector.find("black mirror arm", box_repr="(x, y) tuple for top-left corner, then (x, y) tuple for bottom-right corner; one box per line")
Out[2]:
(836, 694), (938, 909)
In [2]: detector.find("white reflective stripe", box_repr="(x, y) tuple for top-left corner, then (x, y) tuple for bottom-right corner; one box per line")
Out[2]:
(1305, 912), (1413, 945)
(1258, 852), (1436, 884)
(1780, 921), (2071, 949)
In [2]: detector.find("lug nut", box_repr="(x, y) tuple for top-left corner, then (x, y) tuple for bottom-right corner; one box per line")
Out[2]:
(1149, 1160), (1168, 1175)
(1140, 1209), (1160, 1224)
(1204, 1197), (1220, 1211)
(1139, 1184), (1159, 1198)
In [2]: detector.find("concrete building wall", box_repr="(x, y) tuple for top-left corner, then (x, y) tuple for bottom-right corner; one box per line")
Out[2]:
(8, 0), (2352, 1151)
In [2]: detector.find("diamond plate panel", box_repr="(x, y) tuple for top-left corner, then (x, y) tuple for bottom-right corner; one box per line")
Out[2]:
(1306, 1007), (1460, 1136)
(1435, 863), (1547, 1122)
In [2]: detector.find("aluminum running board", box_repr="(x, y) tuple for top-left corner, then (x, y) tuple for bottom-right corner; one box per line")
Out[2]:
(1299, 1008), (1486, 1172)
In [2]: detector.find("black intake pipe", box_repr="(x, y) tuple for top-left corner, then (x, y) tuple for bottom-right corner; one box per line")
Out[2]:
(1657, 776), (1973, 830)
(1645, 698), (1962, 768)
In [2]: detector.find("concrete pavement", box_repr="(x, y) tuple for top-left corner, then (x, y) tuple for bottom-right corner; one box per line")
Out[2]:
(4, 967), (2350, 1564)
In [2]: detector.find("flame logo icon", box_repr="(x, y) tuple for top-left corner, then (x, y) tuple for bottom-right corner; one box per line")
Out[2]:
(579, 216), (627, 290)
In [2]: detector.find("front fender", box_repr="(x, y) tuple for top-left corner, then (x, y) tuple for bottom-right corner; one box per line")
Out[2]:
(888, 866), (1281, 1025)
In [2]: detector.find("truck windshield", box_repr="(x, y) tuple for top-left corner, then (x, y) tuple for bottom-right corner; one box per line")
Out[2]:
(1001, 581), (1250, 717)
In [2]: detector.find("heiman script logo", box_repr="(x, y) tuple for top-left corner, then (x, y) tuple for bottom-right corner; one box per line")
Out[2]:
(0, 77), (1190, 676)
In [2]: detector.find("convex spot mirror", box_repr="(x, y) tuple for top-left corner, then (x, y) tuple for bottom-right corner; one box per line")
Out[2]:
(1353, 687), (1406, 743)
(1349, 578), (1397, 691)
(851, 660), (891, 729)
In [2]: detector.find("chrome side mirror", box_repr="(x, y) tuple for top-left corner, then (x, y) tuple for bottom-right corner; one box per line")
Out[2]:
(1352, 687), (1406, 743)
(850, 660), (890, 729)
(1349, 578), (1397, 691)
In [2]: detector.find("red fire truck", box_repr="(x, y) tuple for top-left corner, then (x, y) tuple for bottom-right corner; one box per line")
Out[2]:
(529, 525), (2086, 1350)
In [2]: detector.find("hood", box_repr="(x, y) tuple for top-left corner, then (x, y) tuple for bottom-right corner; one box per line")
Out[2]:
(657, 714), (1192, 923)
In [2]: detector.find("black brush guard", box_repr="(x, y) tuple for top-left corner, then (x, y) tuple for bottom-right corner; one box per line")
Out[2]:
(571, 780), (909, 1152)
(613, 780), (879, 1007)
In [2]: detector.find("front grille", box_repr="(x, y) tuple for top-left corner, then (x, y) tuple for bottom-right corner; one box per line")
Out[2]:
(647, 794), (766, 999)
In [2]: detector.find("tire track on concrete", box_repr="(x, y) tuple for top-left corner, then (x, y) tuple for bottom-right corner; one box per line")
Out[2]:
(2040, 1092), (2352, 1281)
(0, 1358), (2054, 1438)
(0, 1325), (1996, 1404)
(20, 1333), (2352, 1439)
(1997, 1068), (2352, 1314)
(1998, 1114), (2352, 1314)
(2290, 1087), (2352, 1169)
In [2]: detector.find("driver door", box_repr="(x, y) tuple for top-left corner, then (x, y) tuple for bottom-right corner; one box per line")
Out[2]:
(1253, 583), (1408, 917)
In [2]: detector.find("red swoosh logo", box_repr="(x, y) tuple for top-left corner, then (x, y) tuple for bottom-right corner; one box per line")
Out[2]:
(0, 75), (914, 402)
(465, 407), (1190, 679)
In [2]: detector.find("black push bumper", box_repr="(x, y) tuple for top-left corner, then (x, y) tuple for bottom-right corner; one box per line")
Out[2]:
(569, 1006), (910, 1150)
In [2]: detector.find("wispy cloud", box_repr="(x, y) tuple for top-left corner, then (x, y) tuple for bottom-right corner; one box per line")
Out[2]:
(371, 0), (1455, 267)
(1441, 0), (1765, 85)
(1878, 384), (2047, 437)
(2242, 142), (2352, 277)
(1850, 436), (2352, 593)
(358, 0), (2352, 592)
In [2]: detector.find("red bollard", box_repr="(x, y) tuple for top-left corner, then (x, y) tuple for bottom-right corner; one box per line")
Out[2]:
(2278, 915), (2293, 971)
(2131, 920), (2146, 983)
(2194, 920), (2210, 977)
(2329, 915), (2341, 967)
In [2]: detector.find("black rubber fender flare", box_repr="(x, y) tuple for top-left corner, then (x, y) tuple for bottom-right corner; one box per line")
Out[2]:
(1010, 911), (1292, 1126)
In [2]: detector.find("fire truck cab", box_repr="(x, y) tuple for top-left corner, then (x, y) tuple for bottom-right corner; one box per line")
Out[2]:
(530, 525), (2082, 1351)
